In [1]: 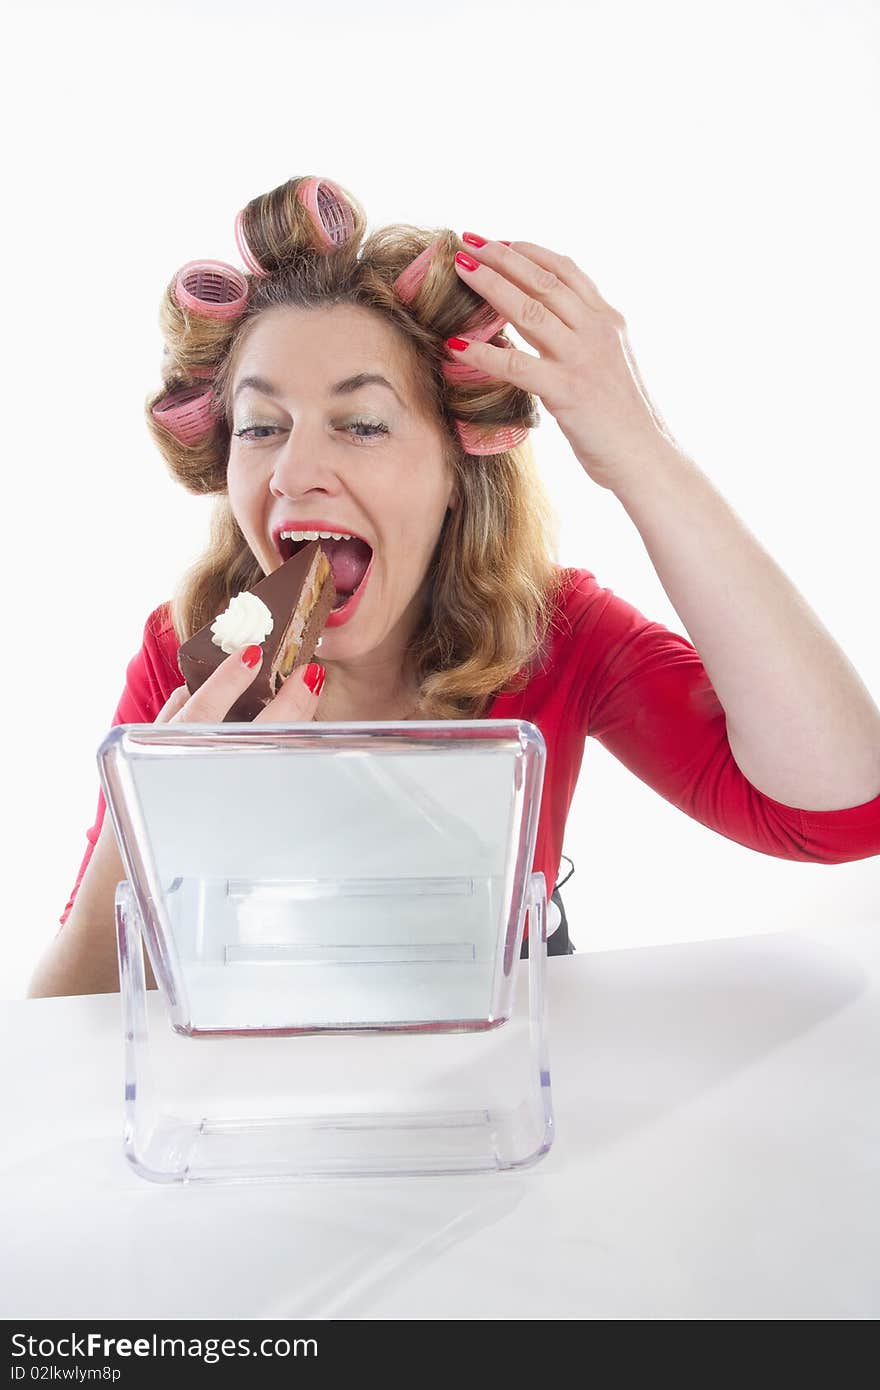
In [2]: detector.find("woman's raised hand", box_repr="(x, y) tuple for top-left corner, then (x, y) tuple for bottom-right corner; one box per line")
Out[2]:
(449, 235), (683, 493)
(154, 646), (325, 726)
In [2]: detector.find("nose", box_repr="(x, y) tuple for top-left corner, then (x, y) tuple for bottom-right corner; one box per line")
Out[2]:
(267, 424), (345, 499)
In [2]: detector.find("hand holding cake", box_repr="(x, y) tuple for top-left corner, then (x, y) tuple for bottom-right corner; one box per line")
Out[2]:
(160, 539), (334, 725)
(156, 645), (325, 728)
(173, 536), (335, 722)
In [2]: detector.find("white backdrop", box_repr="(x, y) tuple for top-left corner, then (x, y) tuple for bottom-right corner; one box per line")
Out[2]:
(5, 0), (878, 998)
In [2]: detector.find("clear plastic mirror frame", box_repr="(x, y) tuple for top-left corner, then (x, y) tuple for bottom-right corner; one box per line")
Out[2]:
(99, 719), (553, 1182)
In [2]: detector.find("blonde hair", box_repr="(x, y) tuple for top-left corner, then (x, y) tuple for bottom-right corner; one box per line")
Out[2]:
(146, 175), (565, 719)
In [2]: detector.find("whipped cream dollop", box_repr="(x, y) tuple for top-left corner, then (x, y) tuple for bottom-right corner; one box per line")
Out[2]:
(210, 592), (274, 654)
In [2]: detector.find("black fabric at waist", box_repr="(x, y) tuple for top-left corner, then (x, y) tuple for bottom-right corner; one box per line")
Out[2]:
(519, 883), (574, 958)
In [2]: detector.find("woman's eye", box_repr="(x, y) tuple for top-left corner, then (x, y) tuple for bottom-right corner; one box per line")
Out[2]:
(233, 425), (277, 440)
(347, 419), (389, 440)
(233, 420), (390, 442)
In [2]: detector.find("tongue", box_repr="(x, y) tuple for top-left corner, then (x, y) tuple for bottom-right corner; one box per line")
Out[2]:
(319, 537), (372, 595)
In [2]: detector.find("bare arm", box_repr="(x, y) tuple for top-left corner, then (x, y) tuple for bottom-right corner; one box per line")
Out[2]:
(613, 445), (880, 810)
(27, 815), (157, 997)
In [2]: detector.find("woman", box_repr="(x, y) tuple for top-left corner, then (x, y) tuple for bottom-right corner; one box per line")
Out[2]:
(28, 174), (880, 997)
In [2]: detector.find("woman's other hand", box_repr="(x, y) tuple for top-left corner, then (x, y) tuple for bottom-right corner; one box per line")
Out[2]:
(449, 234), (684, 492)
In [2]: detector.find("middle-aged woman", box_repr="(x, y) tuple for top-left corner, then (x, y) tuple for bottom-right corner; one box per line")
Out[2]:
(28, 174), (880, 998)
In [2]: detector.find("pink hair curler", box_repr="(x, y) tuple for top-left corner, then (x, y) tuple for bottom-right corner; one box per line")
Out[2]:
(174, 260), (249, 321)
(296, 177), (356, 250)
(151, 384), (218, 446)
(467, 310), (508, 342)
(392, 235), (445, 305)
(454, 419), (530, 456)
(234, 208), (271, 278)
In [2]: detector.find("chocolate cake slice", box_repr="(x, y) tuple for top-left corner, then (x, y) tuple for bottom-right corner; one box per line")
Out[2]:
(177, 540), (337, 722)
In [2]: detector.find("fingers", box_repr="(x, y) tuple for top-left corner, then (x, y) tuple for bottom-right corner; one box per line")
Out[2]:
(252, 660), (326, 725)
(164, 644), (270, 724)
(445, 333), (564, 408)
(154, 648), (327, 727)
(504, 240), (616, 317)
(454, 241), (584, 352)
(454, 251), (575, 360)
(462, 236), (612, 320)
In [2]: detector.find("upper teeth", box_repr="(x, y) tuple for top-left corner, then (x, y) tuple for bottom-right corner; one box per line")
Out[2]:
(280, 529), (357, 542)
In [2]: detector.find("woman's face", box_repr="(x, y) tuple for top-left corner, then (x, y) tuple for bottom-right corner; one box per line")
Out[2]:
(226, 304), (457, 664)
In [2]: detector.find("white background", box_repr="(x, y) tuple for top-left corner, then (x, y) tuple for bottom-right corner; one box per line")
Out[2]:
(4, 0), (878, 999)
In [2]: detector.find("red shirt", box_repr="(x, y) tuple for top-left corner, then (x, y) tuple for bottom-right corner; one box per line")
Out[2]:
(59, 566), (880, 931)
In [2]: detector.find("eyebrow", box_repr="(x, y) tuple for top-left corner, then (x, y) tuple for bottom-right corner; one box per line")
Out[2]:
(233, 372), (405, 408)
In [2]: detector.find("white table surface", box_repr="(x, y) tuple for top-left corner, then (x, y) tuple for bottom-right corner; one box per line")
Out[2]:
(3, 921), (879, 1321)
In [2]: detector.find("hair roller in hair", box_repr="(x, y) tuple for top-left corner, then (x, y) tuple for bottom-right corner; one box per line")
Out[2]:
(296, 177), (356, 251)
(174, 260), (249, 321)
(151, 384), (219, 446)
(392, 235), (445, 305)
(234, 208), (271, 278)
(454, 419), (530, 456)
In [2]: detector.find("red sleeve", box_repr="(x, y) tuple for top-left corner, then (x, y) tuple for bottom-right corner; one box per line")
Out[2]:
(570, 575), (880, 864)
(58, 604), (181, 929)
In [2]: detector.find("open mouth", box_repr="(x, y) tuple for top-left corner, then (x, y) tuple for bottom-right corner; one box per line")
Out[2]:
(279, 534), (374, 611)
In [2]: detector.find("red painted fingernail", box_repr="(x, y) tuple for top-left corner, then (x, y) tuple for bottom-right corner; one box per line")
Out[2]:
(446, 336), (470, 352)
(499, 240), (512, 246)
(462, 232), (487, 248)
(240, 644), (262, 669)
(303, 662), (325, 696)
(455, 251), (479, 272)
